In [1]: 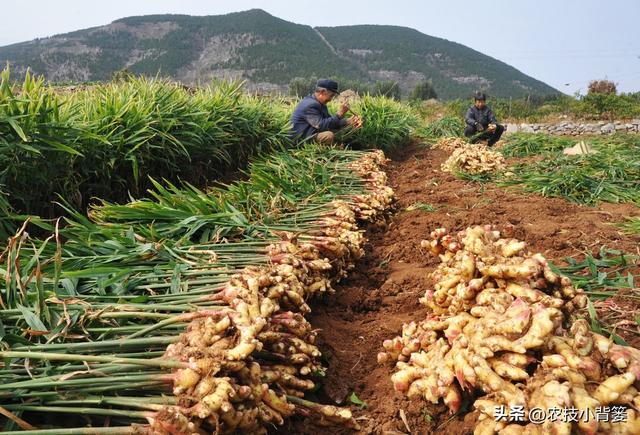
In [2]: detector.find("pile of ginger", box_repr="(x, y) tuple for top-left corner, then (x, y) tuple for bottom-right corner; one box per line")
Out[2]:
(380, 225), (640, 434)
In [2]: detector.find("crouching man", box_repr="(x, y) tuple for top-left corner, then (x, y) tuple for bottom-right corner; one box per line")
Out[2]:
(290, 79), (362, 145)
(464, 92), (505, 146)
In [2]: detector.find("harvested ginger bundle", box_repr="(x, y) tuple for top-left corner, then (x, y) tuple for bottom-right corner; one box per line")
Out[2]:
(432, 136), (469, 152)
(441, 144), (506, 175)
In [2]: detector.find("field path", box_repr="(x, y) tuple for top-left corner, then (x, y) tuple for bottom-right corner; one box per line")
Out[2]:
(284, 144), (640, 434)
(313, 28), (339, 55)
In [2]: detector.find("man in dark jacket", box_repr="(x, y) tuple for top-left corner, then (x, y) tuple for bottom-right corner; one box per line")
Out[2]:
(290, 79), (362, 144)
(464, 92), (505, 146)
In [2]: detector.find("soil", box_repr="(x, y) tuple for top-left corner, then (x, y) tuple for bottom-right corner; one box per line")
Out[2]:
(281, 144), (640, 435)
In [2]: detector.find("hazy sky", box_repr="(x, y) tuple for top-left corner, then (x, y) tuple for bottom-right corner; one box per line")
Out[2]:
(2, 0), (639, 94)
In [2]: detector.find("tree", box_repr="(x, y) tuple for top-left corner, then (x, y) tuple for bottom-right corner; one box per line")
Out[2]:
(111, 69), (134, 82)
(289, 77), (317, 97)
(409, 80), (438, 101)
(587, 79), (617, 95)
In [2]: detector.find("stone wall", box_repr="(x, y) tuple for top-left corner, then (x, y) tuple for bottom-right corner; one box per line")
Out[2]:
(504, 120), (640, 136)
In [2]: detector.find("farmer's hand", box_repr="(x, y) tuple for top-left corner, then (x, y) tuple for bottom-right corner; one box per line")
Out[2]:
(475, 122), (484, 132)
(337, 103), (350, 118)
(348, 115), (363, 129)
(487, 123), (497, 132)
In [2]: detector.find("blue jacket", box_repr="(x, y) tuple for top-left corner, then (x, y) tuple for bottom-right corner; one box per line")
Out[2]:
(290, 95), (347, 141)
(465, 105), (498, 128)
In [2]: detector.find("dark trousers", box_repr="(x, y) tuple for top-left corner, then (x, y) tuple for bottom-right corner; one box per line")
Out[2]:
(464, 124), (505, 146)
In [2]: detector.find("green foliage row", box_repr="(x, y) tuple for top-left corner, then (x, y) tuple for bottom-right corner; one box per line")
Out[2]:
(0, 68), (290, 218)
(500, 134), (640, 205)
(499, 133), (576, 157)
(81, 145), (369, 244)
(418, 116), (464, 140)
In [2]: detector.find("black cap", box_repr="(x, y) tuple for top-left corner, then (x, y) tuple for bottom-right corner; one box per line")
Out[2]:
(474, 92), (487, 101)
(316, 79), (339, 94)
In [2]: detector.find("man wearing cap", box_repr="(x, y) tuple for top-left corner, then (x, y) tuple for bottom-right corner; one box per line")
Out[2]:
(290, 79), (362, 144)
(464, 92), (505, 146)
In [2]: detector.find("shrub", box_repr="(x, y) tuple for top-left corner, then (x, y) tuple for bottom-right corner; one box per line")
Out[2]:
(373, 81), (401, 100)
(409, 80), (437, 101)
(578, 93), (640, 120)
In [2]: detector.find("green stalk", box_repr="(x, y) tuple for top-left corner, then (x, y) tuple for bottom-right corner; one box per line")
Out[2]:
(0, 373), (169, 390)
(88, 312), (175, 320)
(0, 362), (159, 387)
(86, 324), (184, 334)
(0, 360), (162, 376)
(87, 303), (202, 312)
(12, 336), (177, 352)
(45, 396), (173, 410)
(3, 381), (168, 399)
(48, 395), (177, 405)
(0, 351), (187, 369)
(2, 405), (150, 419)
(130, 278), (228, 290)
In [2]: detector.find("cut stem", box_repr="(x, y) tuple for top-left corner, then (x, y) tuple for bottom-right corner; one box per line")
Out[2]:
(0, 351), (186, 369)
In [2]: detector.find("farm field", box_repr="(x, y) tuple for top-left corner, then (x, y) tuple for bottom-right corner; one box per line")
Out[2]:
(1, 73), (640, 434)
(286, 140), (640, 434)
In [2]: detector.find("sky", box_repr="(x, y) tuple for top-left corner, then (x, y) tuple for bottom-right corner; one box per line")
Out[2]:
(2, 0), (639, 94)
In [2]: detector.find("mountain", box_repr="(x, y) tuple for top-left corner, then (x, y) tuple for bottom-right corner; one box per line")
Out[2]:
(0, 9), (558, 99)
